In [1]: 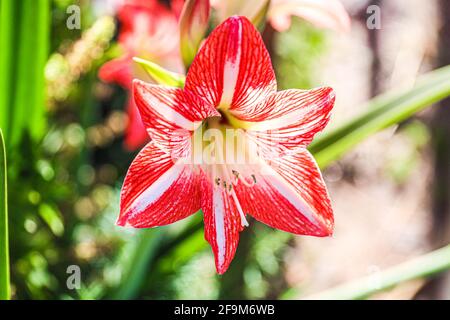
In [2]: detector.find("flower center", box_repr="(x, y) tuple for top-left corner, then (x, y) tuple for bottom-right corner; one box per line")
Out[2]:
(190, 113), (262, 227)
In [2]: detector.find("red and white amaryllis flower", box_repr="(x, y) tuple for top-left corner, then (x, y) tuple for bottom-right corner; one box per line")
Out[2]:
(117, 16), (335, 274)
(99, 0), (183, 150)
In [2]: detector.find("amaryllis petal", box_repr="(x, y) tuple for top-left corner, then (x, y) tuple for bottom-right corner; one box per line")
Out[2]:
(123, 98), (149, 151)
(118, 0), (180, 58)
(201, 170), (244, 274)
(133, 79), (219, 156)
(99, 56), (133, 89)
(269, 0), (351, 33)
(171, 0), (186, 18)
(242, 87), (335, 155)
(117, 142), (200, 228)
(236, 149), (333, 236)
(185, 16), (276, 110)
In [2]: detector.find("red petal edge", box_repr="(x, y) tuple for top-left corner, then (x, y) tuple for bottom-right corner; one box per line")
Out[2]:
(185, 16), (276, 110)
(235, 149), (333, 237)
(118, 142), (200, 228)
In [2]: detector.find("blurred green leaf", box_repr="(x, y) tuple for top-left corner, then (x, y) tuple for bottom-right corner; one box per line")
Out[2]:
(303, 243), (450, 300)
(0, 0), (18, 139)
(0, 129), (10, 300)
(38, 203), (64, 237)
(133, 57), (186, 87)
(109, 228), (165, 299)
(309, 65), (450, 168)
(108, 214), (205, 299)
(275, 20), (325, 90)
(0, 0), (50, 146)
(158, 228), (207, 273)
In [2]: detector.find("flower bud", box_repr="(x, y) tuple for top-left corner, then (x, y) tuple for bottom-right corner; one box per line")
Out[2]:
(179, 0), (210, 68)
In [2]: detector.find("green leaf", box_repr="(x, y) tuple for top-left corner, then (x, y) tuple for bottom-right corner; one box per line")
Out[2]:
(309, 65), (450, 168)
(133, 57), (186, 88)
(0, 129), (10, 300)
(108, 214), (204, 299)
(157, 228), (207, 274)
(38, 203), (64, 237)
(0, 0), (50, 146)
(303, 243), (450, 300)
(0, 0), (19, 139)
(110, 228), (165, 299)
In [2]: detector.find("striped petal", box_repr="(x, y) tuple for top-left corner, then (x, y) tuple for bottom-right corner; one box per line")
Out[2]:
(117, 142), (200, 228)
(240, 87), (335, 155)
(133, 80), (219, 157)
(201, 170), (244, 274)
(235, 148), (333, 236)
(185, 16), (276, 111)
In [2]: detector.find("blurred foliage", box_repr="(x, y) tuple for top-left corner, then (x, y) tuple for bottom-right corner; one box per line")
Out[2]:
(0, 0), (50, 147)
(384, 120), (431, 184)
(275, 20), (326, 89)
(1, 1), (449, 301)
(309, 64), (450, 167)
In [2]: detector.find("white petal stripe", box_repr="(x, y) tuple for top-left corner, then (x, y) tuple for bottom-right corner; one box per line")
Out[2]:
(125, 162), (185, 220)
(213, 189), (226, 267)
(259, 159), (319, 226)
(220, 18), (242, 107)
(139, 88), (199, 131)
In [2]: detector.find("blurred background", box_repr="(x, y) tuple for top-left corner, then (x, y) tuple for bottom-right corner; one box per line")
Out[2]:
(1, 0), (449, 300)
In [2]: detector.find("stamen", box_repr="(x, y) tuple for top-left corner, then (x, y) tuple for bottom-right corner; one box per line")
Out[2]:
(207, 124), (249, 228)
(218, 167), (249, 228)
(231, 170), (239, 185)
(231, 189), (249, 227)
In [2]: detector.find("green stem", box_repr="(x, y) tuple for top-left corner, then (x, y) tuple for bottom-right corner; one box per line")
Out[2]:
(0, 129), (9, 300)
(303, 243), (450, 300)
